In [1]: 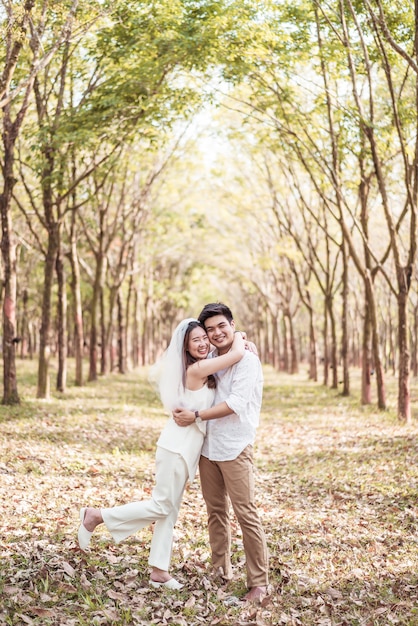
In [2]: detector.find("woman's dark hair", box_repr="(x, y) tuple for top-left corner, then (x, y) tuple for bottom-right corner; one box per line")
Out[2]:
(183, 321), (216, 389)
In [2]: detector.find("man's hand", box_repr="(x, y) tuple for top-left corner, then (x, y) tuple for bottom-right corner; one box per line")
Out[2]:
(173, 407), (195, 427)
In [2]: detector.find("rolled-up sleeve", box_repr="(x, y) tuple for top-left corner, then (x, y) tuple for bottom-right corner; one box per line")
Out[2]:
(223, 353), (263, 419)
(203, 351), (263, 461)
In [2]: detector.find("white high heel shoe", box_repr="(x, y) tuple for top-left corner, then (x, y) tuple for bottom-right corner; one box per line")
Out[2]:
(77, 507), (93, 550)
(149, 578), (184, 590)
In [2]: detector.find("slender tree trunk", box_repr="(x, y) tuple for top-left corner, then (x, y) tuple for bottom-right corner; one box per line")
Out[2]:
(101, 287), (108, 374)
(397, 270), (411, 422)
(272, 312), (281, 371)
(20, 289), (29, 359)
(104, 286), (119, 374)
(323, 300), (329, 386)
(117, 289), (125, 374)
(0, 134), (19, 404)
(132, 285), (140, 368)
(282, 314), (289, 372)
(36, 138), (60, 399)
(88, 253), (105, 381)
(37, 228), (59, 398)
(328, 296), (338, 389)
(286, 312), (298, 374)
(141, 302), (149, 366)
(308, 305), (317, 381)
(125, 274), (133, 370)
(56, 234), (67, 392)
(387, 315), (395, 375)
(263, 306), (269, 365)
(365, 276), (386, 409)
(413, 302), (418, 377)
(361, 301), (372, 405)
(341, 241), (350, 395)
(69, 225), (84, 386)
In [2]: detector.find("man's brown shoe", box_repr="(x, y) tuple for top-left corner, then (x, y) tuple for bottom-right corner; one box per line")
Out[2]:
(242, 586), (267, 602)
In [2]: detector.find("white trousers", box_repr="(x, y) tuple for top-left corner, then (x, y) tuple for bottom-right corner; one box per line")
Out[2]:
(101, 447), (188, 571)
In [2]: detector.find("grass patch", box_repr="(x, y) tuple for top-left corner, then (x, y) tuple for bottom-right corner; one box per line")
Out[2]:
(0, 361), (417, 624)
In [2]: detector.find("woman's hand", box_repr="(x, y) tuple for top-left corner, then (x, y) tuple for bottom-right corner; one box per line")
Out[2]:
(235, 330), (258, 356)
(173, 407), (195, 427)
(244, 340), (258, 355)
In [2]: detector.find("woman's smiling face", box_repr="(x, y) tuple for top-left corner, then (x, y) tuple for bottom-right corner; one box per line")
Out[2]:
(187, 327), (210, 360)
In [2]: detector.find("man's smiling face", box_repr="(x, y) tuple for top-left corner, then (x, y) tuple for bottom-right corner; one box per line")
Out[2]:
(203, 314), (235, 355)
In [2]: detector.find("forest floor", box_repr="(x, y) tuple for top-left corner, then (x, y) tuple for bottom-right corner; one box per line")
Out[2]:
(0, 362), (418, 625)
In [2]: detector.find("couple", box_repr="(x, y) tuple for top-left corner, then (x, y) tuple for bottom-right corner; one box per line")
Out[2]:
(78, 302), (269, 602)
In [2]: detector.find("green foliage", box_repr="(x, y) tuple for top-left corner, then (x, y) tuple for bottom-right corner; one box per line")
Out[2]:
(67, 0), (239, 143)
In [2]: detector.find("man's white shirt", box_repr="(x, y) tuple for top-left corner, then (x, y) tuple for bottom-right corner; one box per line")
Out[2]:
(201, 350), (263, 462)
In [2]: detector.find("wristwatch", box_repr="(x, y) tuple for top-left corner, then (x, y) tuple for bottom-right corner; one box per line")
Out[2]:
(194, 410), (202, 424)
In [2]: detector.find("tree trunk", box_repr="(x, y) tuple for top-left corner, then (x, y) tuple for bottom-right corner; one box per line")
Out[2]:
(69, 223), (84, 386)
(37, 227), (59, 398)
(397, 269), (411, 422)
(308, 305), (317, 381)
(125, 274), (134, 370)
(88, 253), (105, 381)
(56, 235), (67, 392)
(388, 314), (396, 376)
(341, 241), (350, 396)
(263, 306), (269, 365)
(0, 1), (37, 403)
(101, 287), (108, 374)
(323, 300), (329, 386)
(132, 285), (140, 368)
(361, 300), (372, 405)
(20, 289), (29, 359)
(117, 289), (126, 374)
(412, 302), (418, 377)
(0, 139), (19, 404)
(328, 296), (338, 389)
(286, 312), (298, 374)
(282, 314), (289, 372)
(272, 312), (281, 371)
(104, 285), (120, 374)
(365, 275), (386, 409)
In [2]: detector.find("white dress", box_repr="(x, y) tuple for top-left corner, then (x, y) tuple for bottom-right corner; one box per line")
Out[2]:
(101, 384), (214, 571)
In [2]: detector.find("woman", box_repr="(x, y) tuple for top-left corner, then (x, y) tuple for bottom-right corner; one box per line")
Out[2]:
(77, 318), (245, 590)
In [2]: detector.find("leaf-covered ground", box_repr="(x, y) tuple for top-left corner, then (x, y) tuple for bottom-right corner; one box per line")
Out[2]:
(1, 363), (418, 625)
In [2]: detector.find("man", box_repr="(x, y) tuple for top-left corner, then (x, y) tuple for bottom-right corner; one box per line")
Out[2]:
(173, 302), (269, 602)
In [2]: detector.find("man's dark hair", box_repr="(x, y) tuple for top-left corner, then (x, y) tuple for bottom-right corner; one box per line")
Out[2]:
(198, 302), (234, 326)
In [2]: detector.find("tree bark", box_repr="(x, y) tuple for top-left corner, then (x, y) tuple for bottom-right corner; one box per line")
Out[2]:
(117, 289), (126, 374)
(412, 302), (418, 378)
(397, 268), (411, 422)
(285, 311), (298, 374)
(341, 240), (350, 396)
(56, 236), (67, 392)
(69, 212), (84, 386)
(37, 227), (59, 398)
(0, 0), (39, 404)
(361, 299), (372, 405)
(308, 304), (318, 382)
(365, 274), (386, 409)
(327, 295), (338, 389)
(282, 314), (289, 373)
(88, 245), (105, 381)
(0, 130), (19, 404)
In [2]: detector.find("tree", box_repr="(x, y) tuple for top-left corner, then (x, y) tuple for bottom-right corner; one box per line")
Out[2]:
(0, 0), (78, 403)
